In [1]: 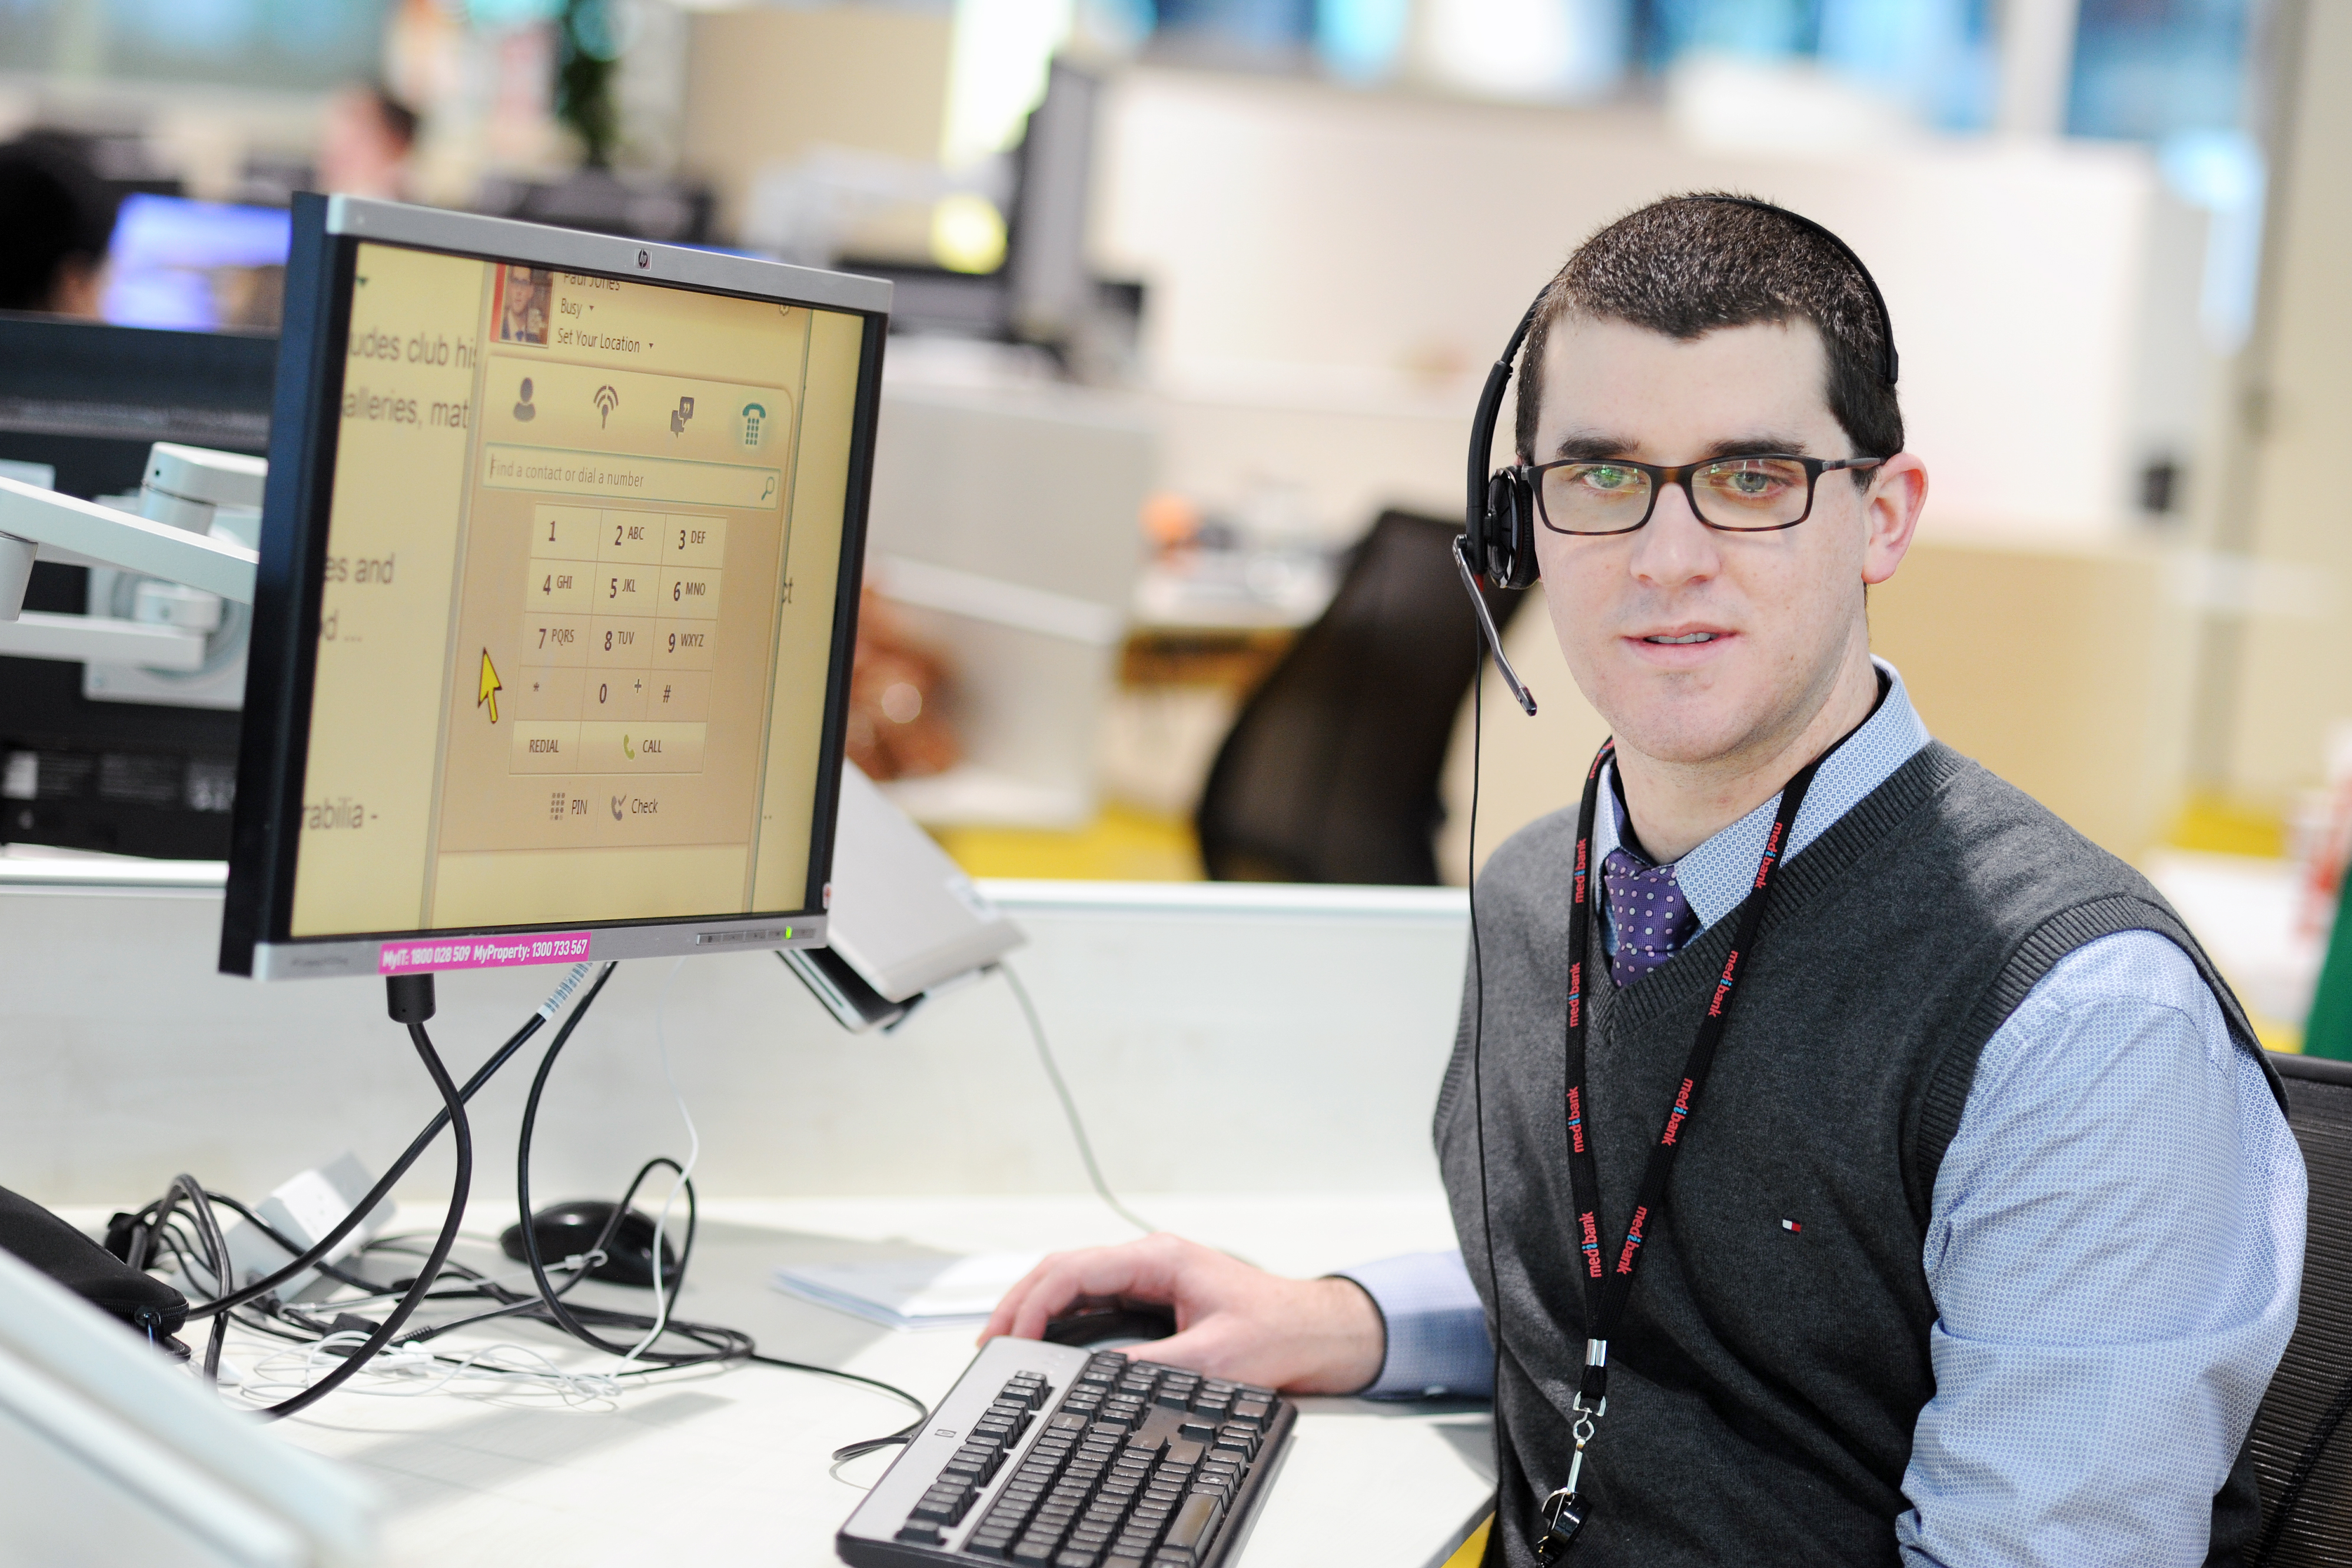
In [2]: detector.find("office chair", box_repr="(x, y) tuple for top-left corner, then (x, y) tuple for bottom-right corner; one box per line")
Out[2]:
(1194, 509), (1527, 885)
(2248, 1051), (2352, 1565)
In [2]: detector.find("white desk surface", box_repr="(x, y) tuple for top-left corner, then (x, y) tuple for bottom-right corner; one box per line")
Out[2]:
(240, 1194), (1491, 1568)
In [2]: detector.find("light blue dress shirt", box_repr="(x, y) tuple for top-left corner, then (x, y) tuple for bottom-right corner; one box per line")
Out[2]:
(1340, 660), (2306, 1566)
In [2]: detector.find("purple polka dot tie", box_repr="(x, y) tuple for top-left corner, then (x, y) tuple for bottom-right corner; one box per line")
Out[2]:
(1603, 846), (1699, 986)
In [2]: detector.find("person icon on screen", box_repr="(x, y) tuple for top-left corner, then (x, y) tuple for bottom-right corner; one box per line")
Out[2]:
(514, 377), (536, 422)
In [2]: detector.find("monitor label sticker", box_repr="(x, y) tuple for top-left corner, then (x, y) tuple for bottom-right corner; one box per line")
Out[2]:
(378, 931), (593, 974)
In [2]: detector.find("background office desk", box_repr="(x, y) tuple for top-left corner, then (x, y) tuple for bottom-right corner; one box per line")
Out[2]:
(0, 864), (1490, 1563)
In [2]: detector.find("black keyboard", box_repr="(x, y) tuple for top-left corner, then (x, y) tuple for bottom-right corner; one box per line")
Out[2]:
(836, 1337), (1296, 1568)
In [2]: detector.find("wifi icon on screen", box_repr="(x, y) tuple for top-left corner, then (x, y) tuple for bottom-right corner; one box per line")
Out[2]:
(593, 385), (619, 427)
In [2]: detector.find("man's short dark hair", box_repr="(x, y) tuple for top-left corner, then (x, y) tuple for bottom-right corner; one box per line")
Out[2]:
(0, 134), (115, 314)
(1514, 192), (1903, 474)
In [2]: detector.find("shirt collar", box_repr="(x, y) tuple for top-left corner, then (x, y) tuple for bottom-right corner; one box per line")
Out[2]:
(1593, 657), (1932, 932)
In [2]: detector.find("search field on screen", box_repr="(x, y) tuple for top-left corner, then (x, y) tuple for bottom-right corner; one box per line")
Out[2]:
(481, 444), (782, 510)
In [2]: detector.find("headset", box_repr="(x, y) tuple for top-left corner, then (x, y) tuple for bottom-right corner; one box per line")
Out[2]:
(1453, 195), (1901, 717)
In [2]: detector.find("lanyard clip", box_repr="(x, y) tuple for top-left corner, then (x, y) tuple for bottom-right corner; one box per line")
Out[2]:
(1535, 1486), (1589, 1559)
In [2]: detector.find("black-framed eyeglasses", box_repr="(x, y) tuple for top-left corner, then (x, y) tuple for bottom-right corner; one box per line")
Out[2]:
(1522, 453), (1886, 536)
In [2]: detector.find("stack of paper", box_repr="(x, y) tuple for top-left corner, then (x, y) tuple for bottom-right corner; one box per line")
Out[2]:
(772, 1252), (1044, 1331)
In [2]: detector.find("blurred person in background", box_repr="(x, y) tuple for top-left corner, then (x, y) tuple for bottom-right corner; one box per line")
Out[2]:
(0, 134), (115, 317)
(318, 84), (418, 201)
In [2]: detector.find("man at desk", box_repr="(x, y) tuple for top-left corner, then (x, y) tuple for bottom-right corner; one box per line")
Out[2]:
(985, 195), (2306, 1564)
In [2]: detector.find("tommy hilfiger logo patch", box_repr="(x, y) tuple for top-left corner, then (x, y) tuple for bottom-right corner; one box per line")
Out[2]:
(1781, 1218), (1803, 1234)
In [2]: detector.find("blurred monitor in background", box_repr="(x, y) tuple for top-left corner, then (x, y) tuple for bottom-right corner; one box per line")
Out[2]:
(98, 194), (292, 333)
(318, 82), (418, 202)
(0, 135), (117, 318)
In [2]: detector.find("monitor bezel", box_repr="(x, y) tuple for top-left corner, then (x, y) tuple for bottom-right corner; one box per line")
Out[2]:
(221, 195), (888, 980)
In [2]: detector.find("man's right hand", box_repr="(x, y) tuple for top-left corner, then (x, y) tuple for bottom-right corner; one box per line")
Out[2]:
(979, 1233), (1387, 1395)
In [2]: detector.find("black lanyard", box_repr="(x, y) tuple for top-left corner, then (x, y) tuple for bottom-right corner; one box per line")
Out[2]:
(1534, 737), (1835, 1559)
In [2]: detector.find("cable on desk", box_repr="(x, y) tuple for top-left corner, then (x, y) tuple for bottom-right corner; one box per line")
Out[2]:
(199, 1191), (392, 1296)
(117, 958), (926, 1449)
(182, 961), (597, 1322)
(619, 956), (696, 1366)
(745, 1353), (931, 1461)
(394, 1155), (677, 1343)
(257, 1014), (473, 1420)
(999, 961), (1156, 1237)
(511, 962), (749, 1370)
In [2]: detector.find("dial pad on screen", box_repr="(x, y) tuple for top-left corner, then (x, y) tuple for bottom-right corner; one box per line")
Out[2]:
(513, 503), (725, 775)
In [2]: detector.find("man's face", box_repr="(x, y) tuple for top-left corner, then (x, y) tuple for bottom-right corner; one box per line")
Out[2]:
(1528, 315), (1920, 771)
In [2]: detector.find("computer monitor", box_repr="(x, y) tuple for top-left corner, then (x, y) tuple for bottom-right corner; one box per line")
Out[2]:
(0, 315), (274, 859)
(99, 193), (294, 334)
(220, 195), (887, 979)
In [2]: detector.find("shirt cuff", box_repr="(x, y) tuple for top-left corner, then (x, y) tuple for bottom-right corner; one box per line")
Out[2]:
(1331, 1250), (1494, 1400)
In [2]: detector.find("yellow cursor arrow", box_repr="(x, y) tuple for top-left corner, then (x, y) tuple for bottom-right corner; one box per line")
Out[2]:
(478, 649), (501, 725)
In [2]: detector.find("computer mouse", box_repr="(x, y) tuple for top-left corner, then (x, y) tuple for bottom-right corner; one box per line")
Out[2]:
(499, 1200), (679, 1290)
(1044, 1304), (1178, 1348)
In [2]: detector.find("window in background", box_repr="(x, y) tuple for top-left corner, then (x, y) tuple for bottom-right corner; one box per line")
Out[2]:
(2068, 0), (2251, 141)
(1314, 0), (1410, 82)
(1152, 0), (1316, 65)
(1638, 0), (1995, 130)
(1420, 0), (1630, 98)
(0, 0), (391, 91)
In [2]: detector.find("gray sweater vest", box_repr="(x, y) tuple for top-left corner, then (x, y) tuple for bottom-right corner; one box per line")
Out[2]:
(1436, 742), (2279, 1566)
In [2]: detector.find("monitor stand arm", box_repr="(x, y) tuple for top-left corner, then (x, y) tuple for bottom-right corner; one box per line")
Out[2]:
(0, 470), (258, 671)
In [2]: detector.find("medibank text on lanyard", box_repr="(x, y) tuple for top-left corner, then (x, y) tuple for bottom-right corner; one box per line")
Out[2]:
(1534, 735), (1841, 1560)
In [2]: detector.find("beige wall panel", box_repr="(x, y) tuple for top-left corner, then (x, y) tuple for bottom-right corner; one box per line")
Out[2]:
(2223, 0), (2352, 799)
(1868, 539), (2191, 859)
(682, 8), (952, 241)
(1439, 537), (2193, 877)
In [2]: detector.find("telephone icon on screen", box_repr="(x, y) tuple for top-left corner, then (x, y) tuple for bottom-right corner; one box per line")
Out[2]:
(740, 402), (767, 447)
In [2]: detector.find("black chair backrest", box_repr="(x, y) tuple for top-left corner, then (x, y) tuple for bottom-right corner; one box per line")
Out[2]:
(2250, 1051), (2352, 1565)
(1194, 509), (1527, 885)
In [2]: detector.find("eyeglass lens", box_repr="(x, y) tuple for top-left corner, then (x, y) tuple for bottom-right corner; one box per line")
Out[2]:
(1539, 457), (1815, 533)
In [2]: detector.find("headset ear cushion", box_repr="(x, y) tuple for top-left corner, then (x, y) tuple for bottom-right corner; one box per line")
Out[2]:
(1485, 470), (1539, 589)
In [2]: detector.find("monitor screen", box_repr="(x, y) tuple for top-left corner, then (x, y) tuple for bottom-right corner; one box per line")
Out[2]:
(100, 194), (294, 333)
(222, 198), (886, 979)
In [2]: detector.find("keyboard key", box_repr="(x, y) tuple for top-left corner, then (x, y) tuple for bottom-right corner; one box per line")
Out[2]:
(1230, 1397), (1271, 1424)
(896, 1520), (945, 1546)
(1012, 1537), (1059, 1564)
(1049, 1413), (1091, 1433)
(1164, 1439), (1204, 1468)
(912, 1486), (969, 1521)
(1155, 1494), (1225, 1565)
(1057, 1553), (1100, 1568)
